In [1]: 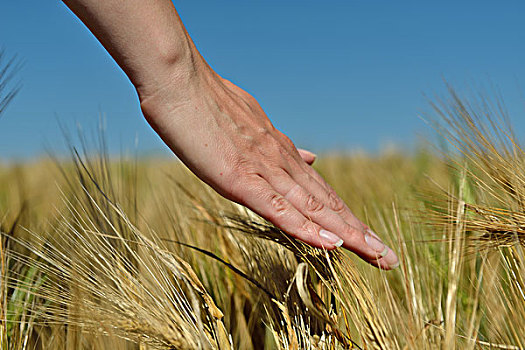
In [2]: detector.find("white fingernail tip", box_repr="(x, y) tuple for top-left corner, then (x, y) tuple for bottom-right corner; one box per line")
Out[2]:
(319, 229), (344, 247)
(380, 246), (389, 257)
(383, 248), (400, 269)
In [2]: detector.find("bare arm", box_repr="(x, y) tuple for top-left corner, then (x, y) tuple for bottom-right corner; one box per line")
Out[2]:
(62, 0), (399, 269)
(63, 0), (194, 98)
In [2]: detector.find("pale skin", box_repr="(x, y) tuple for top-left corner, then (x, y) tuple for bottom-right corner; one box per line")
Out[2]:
(62, 0), (399, 269)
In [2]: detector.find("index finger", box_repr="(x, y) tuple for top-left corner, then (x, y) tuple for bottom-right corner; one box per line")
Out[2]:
(295, 161), (400, 269)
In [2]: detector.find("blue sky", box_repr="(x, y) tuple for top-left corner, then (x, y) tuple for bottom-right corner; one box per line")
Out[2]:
(2, 1), (525, 159)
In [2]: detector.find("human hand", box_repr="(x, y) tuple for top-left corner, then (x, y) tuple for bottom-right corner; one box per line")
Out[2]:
(138, 63), (399, 270)
(61, 0), (398, 268)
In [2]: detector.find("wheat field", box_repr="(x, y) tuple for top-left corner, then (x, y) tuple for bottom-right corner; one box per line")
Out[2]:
(2, 61), (525, 349)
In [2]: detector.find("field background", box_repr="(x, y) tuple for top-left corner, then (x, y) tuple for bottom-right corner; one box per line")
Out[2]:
(3, 2), (525, 346)
(2, 125), (524, 349)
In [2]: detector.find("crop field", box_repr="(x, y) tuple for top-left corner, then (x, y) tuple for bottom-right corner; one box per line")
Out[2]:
(2, 87), (525, 348)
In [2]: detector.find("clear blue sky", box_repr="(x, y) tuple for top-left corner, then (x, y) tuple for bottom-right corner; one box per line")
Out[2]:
(2, 1), (525, 159)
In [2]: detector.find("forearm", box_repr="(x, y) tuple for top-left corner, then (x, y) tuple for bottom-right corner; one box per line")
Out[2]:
(62, 0), (199, 99)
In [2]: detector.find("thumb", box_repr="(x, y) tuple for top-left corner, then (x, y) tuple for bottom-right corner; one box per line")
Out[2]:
(297, 148), (317, 165)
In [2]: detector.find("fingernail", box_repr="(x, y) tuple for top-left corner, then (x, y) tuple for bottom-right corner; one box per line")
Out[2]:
(320, 229), (344, 247)
(366, 228), (381, 240)
(383, 248), (400, 269)
(364, 230), (389, 257)
(365, 229), (400, 269)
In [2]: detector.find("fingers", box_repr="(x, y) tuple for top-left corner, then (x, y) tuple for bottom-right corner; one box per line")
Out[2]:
(364, 227), (400, 269)
(303, 168), (399, 269)
(226, 128), (399, 269)
(263, 133), (400, 269)
(297, 148), (316, 165)
(263, 167), (398, 269)
(302, 164), (367, 230)
(299, 165), (399, 268)
(231, 175), (344, 250)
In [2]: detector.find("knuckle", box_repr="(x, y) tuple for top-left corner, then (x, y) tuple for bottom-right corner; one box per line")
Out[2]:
(328, 189), (345, 213)
(230, 156), (260, 177)
(254, 136), (282, 159)
(230, 156), (250, 173)
(305, 193), (324, 213)
(269, 193), (289, 214)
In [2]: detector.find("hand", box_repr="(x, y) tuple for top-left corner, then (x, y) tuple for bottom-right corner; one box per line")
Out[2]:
(138, 63), (399, 270)
(61, 0), (398, 268)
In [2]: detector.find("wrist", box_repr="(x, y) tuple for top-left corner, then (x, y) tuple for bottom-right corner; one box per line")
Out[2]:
(137, 52), (222, 128)
(133, 45), (199, 102)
